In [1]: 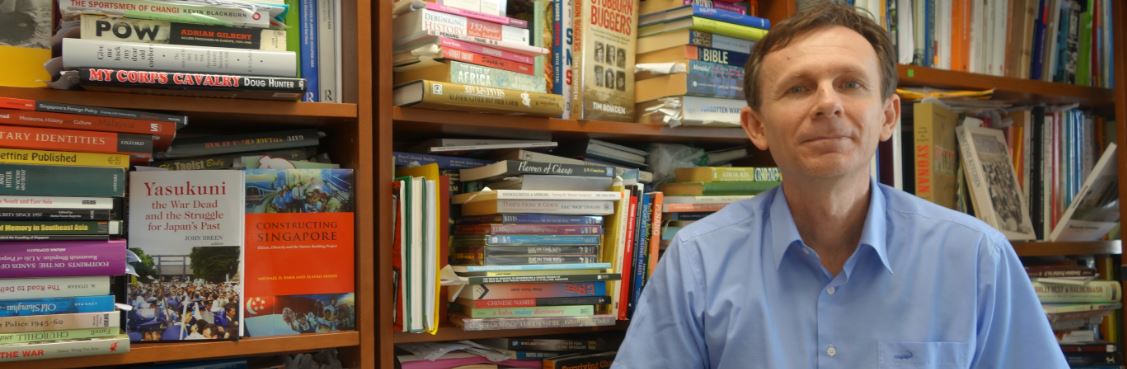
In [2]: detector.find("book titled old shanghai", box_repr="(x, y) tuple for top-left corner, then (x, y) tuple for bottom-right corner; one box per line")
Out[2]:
(243, 169), (355, 337)
(572, 0), (639, 121)
(127, 170), (245, 342)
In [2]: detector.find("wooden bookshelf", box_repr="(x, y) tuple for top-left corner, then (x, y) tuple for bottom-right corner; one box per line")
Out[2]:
(0, 332), (359, 369)
(897, 65), (1115, 107)
(0, 87), (359, 119)
(393, 322), (628, 344)
(1012, 241), (1123, 257)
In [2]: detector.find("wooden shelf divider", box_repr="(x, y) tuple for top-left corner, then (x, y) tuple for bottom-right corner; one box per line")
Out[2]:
(0, 332), (359, 369)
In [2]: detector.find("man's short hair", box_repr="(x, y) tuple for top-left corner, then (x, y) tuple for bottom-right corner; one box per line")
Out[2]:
(742, 1), (897, 109)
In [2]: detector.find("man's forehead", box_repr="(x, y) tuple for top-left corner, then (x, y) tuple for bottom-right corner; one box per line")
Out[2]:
(760, 26), (879, 77)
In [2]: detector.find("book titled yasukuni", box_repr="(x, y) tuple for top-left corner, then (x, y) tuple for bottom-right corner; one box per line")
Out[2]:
(0, 240), (126, 278)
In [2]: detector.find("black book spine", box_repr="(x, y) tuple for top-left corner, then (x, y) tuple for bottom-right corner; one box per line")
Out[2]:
(33, 101), (188, 128)
(76, 68), (306, 101)
(157, 129), (323, 159)
(0, 208), (112, 221)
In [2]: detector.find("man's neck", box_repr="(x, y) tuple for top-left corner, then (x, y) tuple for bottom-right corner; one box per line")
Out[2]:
(781, 173), (872, 275)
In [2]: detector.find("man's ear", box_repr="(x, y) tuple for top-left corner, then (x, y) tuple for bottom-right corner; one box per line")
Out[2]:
(879, 93), (901, 142)
(741, 105), (770, 151)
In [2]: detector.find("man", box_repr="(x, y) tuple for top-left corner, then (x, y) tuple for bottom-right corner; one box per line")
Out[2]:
(612, 3), (1067, 368)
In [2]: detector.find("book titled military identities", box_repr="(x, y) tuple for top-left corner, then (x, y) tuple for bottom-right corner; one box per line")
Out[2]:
(573, 0), (640, 121)
(243, 169), (355, 337)
(127, 170), (245, 342)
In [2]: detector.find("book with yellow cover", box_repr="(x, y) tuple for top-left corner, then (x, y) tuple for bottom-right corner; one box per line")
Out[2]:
(0, 0), (52, 87)
(674, 166), (781, 182)
(0, 148), (129, 169)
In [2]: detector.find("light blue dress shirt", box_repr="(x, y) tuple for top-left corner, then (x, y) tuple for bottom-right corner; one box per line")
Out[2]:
(613, 181), (1068, 369)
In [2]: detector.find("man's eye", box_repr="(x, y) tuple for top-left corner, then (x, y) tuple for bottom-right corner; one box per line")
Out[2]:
(786, 86), (809, 94)
(842, 80), (863, 89)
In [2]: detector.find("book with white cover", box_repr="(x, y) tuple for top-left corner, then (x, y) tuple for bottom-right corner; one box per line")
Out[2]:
(453, 190), (622, 204)
(956, 122), (1037, 240)
(1049, 143), (1119, 241)
(62, 38), (298, 77)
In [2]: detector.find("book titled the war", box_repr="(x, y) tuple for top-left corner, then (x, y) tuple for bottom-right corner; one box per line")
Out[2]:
(242, 169), (355, 337)
(127, 170), (245, 342)
(573, 0), (639, 121)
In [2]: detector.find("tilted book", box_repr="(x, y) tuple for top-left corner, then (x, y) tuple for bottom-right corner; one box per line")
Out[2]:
(243, 169), (355, 337)
(1049, 143), (1118, 241)
(572, 0), (640, 121)
(127, 170), (245, 342)
(956, 123), (1037, 240)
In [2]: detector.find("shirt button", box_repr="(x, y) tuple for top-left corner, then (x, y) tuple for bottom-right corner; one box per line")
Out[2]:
(803, 248), (810, 255)
(827, 286), (836, 295)
(827, 345), (838, 357)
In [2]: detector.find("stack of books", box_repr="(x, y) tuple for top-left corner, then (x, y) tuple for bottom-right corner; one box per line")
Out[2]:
(1026, 259), (1123, 367)
(51, 0), (311, 100)
(658, 166), (779, 244)
(0, 98), (154, 361)
(391, 0), (564, 116)
(634, 1), (768, 127)
(447, 160), (622, 330)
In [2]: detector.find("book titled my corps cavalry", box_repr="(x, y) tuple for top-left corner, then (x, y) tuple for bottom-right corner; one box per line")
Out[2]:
(54, 68), (306, 101)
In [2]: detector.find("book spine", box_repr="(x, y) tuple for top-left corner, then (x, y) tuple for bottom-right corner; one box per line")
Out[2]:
(0, 125), (153, 159)
(0, 276), (111, 299)
(59, 0), (273, 28)
(677, 96), (744, 126)
(62, 38), (298, 77)
(0, 109), (174, 150)
(0, 196), (114, 210)
(463, 304), (595, 318)
(0, 312), (120, 334)
(543, 352), (618, 369)
(393, 151), (492, 170)
(554, 0), (575, 118)
(709, 1), (747, 14)
(446, 61), (546, 91)
(469, 295), (611, 308)
(0, 240), (126, 278)
(404, 80), (564, 116)
(0, 164), (126, 198)
(0, 148), (129, 169)
(663, 202), (727, 212)
(466, 273), (619, 284)
(154, 147), (315, 170)
(407, 9), (531, 46)
(485, 234), (602, 245)
(0, 208), (112, 222)
(0, 335), (128, 362)
(317, 0), (337, 102)
(79, 15), (286, 50)
(157, 129), (322, 160)
(683, 45), (750, 67)
(439, 37), (536, 64)
(76, 68), (306, 101)
(684, 60), (745, 98)
(455, 224), (603, 235)
(440, 47), (535, 75)
(454, 254), (601, 265)
(691, 16), (768, 41)
(688, 30), (755, 53)
(467, 281), (606, 299)
(0, 97), (187, 127)
(692, 5), (770, 29)
(457, 214), (605, 225)
(455, 314), (615, 330)
(457, 262), (610, 272)
(0, 295), (115, 317)
(426, 2), (529, 28)
(0, 327), (118, 345)
(0, 221), (118, 236)
(499, 161), (615, 179)
(457, 245), (600, 256)
(1033, 280), (1122, 303)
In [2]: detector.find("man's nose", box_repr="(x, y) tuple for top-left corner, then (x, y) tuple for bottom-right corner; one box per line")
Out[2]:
(813, 84), (844, 118)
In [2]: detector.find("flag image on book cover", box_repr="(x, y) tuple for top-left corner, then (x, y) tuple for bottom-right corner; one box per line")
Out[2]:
(126, 170), (246, 342)
(242, 169), (355, 337)
(573, 0), (639, 121)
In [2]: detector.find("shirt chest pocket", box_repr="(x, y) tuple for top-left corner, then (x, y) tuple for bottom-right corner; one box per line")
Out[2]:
(878, 342), (971, 369)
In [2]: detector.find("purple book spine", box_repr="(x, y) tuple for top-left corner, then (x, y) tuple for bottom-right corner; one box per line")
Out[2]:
(0, 240), (126, 278)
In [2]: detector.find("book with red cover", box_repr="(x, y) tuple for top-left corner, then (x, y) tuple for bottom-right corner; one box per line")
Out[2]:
(0, 124), (153, 163)
(243, 169), (355, 337)
(0, 108), (176, 149)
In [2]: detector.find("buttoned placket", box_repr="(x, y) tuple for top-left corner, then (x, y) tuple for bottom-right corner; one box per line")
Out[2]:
(809, 246), (848, 369)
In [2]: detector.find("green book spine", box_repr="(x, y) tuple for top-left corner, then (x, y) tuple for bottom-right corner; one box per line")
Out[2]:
(0, 164), (125, 197)
(701, 181), (780, 195)
(0, 327), (119, 345)
(691, 17), (768, 41)
(285, 0), (301, 76)
(1076, 0), (1093, 86)
(464, 304), (595, 319)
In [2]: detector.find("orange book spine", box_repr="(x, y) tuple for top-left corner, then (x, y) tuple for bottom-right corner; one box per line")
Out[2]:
(0, 125), (153, 162)
(646, 192), (664, 279)
(662, 202), (726, 213)
(950, 0), (969, 71)
(0, 108), (175, 149)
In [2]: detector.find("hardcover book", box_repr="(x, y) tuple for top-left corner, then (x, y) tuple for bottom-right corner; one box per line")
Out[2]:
(0, 335), (129, 363)
(61, 39), (298, 77)
(127, 170), (245, 342)
(956, 123), (1036, 240)
(243, 169), (355, 337)
(913, 102), (960, 209)
(56, 68), (307, 101)
(78, 15), (287, 51)
(572, 0), (639, 121)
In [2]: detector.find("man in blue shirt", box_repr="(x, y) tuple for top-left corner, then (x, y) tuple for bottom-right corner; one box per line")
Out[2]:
(613, 3), (1068, 368)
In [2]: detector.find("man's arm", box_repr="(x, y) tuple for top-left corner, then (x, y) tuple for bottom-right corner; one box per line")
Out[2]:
(970, 235), (1069, 368)
(612, 236), (709, 369)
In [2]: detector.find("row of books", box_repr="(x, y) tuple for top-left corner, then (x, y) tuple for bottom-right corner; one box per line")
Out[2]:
(398, 337), (619, 369)
(390, 0), (770, 125)
(1024, 256), (1123, 368)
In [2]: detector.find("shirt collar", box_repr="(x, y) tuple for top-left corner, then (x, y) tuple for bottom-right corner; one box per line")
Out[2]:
(768, 180), (894, 274)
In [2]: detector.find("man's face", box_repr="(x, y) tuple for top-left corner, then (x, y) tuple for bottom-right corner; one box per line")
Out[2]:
(741, 26), (899, 181)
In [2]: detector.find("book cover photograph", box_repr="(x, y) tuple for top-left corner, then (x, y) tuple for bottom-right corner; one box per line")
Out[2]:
(243, 169), (356, 337)
(956, 124), (1036, 240)
(0, 0), (51, 87)
(126, 170), (246, 342)
(574, 0), (639, 121)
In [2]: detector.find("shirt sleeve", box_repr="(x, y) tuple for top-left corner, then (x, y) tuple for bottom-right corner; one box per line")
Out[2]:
(612, 235), (709, 369)
(969, 234), (1069, 369)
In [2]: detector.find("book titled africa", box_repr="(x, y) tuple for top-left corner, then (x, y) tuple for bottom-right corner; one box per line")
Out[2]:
(573, 0), (639, 121)
(242, 169), (355, 337)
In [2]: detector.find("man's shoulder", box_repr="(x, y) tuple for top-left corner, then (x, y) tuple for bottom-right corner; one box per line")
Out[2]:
(672, 188), (773, 245)
(879, 184), (1009, 244)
